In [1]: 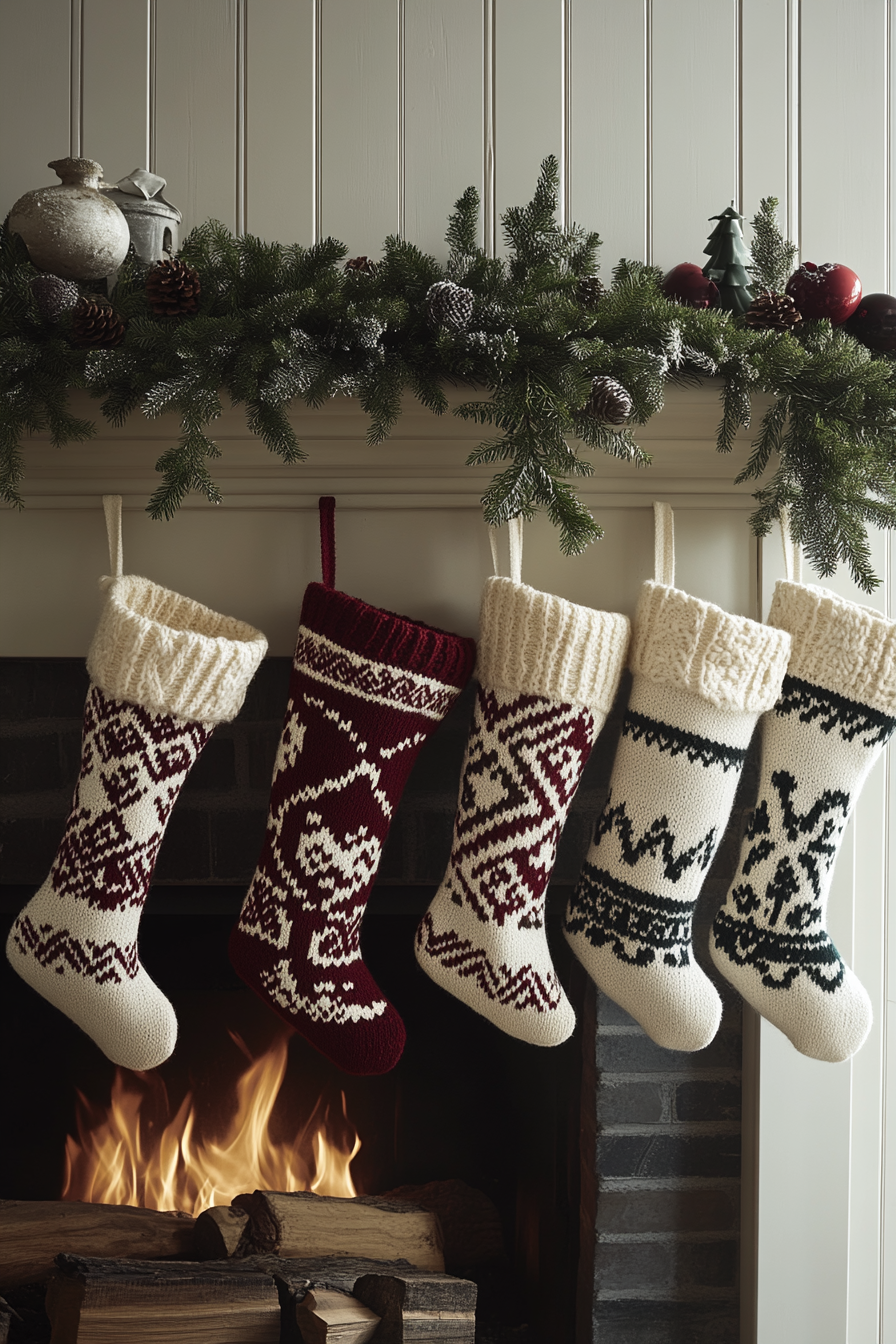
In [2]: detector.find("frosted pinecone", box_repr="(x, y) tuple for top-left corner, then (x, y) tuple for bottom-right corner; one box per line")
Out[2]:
(588, 375), (633, 425)
(577, 275), (606, 309)
(356, 317), (385, 349)
(31, 273), (80, 322)
(425, 280), (474, 332)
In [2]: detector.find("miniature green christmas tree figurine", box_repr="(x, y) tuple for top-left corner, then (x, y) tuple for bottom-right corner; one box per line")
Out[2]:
(702, 203), (753, 315)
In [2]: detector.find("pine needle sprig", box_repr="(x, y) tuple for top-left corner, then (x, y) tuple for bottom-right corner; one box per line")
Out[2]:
(749, 197), (798, 292)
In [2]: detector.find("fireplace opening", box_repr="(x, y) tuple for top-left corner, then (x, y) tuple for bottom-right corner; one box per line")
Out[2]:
(0, 882), (586, 1343)
(1, 657), (747, 1344)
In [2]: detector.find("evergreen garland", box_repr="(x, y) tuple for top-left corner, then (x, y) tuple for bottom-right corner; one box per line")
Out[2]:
(3, 160), (896, 590)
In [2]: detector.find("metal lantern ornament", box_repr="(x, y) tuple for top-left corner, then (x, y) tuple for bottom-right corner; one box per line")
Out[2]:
(101, 169), (182, 266)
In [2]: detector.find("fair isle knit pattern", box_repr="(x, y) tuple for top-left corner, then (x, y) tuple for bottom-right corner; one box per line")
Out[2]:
(229, 582), (476, 1077)
(711, 581), (896, 1062)
(565, 583), (791, 1053)
(6, 575), (267, 1071)
(415, 577), (630, 1047)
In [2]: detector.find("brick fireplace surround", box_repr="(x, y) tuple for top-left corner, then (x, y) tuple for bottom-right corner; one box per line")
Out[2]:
(0, 654), (747, 1344)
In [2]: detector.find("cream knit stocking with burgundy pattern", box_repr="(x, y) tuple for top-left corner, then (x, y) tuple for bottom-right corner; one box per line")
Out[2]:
(415, 574), (630, 1046)
(6, 504), (267, 1071)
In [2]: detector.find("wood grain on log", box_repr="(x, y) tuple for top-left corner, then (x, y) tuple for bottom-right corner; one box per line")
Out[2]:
(45, 1256), (279, 1344)
(294, 1287), (380, 1344)
(353, 1271), (477, 1343)
(231, 1191), (445, 1272)
(378, 1181), (505, 1276)
(0, 1201), (196, 1291)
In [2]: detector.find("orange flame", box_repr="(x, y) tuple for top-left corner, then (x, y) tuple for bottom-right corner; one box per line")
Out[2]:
(62, 1033), (361, 1216)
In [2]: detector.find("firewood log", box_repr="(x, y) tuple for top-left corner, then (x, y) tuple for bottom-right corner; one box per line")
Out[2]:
(45, 1255), (280, 1344)
(0, 1201), (195, 1291)
(353, 1270), (477, 1343)
(378, 1180), (506, 1276)
(294, 1287), (380, 1344)
(193, 1204), (250, 1259)
(230, 1191), (445, 1272)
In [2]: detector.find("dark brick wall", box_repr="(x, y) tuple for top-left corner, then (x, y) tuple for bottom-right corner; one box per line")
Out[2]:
(0, 658), (753, 1344)
(575, 684), (757, 1344)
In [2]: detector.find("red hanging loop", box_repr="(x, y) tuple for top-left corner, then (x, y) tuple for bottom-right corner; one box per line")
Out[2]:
(319, 496), (336, 589)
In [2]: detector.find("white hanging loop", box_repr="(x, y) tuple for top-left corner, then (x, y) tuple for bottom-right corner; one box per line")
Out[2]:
(653, 500), (675, 587)
(488, 517), (524, 584)
(488, 525), (501, 578)
(779, 507), (803, 584)
(102, 495), (124, 578)
(507, 515), (523, 585)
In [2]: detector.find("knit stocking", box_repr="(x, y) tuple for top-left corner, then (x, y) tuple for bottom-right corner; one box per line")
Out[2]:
(564, 541), (791, 1051)
(6, 497), (267, 1070)
(229, 499), (476, 1076)
(415, 526), (630, 1046)
(711, 580), (896, 1061)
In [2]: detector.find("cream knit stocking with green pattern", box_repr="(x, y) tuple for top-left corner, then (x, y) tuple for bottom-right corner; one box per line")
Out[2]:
(564, 581), (791, 1052)
(711, 582), (896, 1062)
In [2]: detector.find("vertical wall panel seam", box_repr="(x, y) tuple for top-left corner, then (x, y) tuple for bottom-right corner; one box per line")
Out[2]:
(398, 0), (405, 239)
(886, 0), (892, 293)
(70, 0), (82, 159)
(735, 0), (743, 213)
(882, 525), (892, 1344)
(148, 0), (157, 174)
(313, 0), (322, 244)
(788, 0), (801, 256)
(644, 0), (653, 265)
(236, 0), (247, 236)
(561, 0), (570, 228)
(484, 0), (496, 257)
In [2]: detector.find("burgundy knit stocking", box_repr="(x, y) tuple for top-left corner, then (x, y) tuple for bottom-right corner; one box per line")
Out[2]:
(229, 499), (476, 1075)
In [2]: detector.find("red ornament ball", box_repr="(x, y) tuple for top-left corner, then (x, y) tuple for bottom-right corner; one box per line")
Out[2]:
(784, 262), (862, 324)
(661, 263), (719, 309)
(844, 292), (896, 353)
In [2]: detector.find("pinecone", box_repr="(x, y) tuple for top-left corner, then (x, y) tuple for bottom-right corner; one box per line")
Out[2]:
(344, 255), (379, 277)
(72, 296), (127, 348)
(587, 375), (633, 425)
(145, 258), (201, 317)
(31, 273), (80, 322)
(425, 280), (474, 332)
(577, 274), (606, 310)
(744, 290), (802, 332)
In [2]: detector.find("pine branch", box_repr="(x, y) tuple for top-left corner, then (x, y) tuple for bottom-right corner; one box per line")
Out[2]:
(749, 197), (798, 292)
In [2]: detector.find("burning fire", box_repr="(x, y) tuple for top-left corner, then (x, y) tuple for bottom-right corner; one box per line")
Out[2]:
(62, 1032), (361, 1217)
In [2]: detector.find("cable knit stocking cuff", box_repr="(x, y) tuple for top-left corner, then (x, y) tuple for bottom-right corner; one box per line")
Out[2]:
(769, 580), (896, 717)
(476, 576), (630, 715)
(87, 575), (268, 724)
(630, 581), (791, 713)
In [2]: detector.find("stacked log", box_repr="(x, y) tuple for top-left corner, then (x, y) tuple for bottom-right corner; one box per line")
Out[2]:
(0, 1201), (195, 1291)
(0, 1186), (492, 1342)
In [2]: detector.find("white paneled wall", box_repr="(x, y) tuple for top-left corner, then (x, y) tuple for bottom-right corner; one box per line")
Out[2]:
(3, 0), (892, 282)
(1, 4), (895, 1342)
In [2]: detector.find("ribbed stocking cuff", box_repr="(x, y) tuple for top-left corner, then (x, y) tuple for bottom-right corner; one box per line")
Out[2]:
(87, 575), (268, 724)
(476, 576), (630, 715)
(300, 583), (476, 689)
